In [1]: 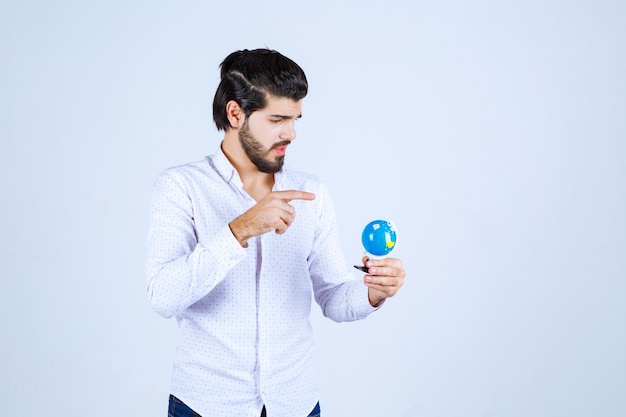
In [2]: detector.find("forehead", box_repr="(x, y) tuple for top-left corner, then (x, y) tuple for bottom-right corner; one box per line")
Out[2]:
(258, 95), (302, 116)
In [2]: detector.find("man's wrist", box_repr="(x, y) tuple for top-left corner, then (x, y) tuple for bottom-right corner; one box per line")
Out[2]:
(367, 289), (385, 308)
(228, 221), (249, 248)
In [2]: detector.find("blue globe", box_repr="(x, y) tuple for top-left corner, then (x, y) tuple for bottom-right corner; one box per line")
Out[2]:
(361, 220), (397, 256)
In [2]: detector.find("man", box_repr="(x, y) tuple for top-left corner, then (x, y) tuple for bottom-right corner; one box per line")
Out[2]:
(146, 48), (406, 417)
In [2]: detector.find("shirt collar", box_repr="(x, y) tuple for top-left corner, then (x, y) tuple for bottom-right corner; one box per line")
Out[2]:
(211, 144), (241, 187)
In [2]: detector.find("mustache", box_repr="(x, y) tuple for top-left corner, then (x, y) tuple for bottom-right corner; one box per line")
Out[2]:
(272, 140), (292, 149)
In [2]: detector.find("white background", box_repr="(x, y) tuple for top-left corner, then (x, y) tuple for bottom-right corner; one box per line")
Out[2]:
(1, 1), (624, 416)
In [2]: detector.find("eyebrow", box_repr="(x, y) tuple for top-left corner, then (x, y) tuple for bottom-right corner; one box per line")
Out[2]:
(269, 113), (302, 120)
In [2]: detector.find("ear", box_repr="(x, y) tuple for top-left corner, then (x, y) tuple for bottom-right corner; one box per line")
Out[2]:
(225, 100), (245, 129)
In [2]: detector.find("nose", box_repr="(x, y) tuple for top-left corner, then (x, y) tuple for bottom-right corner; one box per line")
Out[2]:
(280, 120), (297, 141)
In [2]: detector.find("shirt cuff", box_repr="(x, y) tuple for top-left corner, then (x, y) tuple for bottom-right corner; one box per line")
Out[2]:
(200, 224), (247, 268)
(355, 280), (385, 317)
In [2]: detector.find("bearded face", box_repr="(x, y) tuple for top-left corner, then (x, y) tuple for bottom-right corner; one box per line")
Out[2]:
(238, 119), (289, 174)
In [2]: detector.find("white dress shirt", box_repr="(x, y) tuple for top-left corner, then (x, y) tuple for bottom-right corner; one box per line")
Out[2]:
(146, 147), (378, 417)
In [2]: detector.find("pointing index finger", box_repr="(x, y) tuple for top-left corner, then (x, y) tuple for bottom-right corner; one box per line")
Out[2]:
(275, 190), (316, 202)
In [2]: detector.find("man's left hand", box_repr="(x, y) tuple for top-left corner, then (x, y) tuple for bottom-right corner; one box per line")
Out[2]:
(361, 256), (406, 307)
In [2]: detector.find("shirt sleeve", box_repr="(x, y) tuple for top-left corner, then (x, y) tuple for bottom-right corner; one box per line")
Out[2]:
(145, 170), (247, 318)
(308, 183), (380, 322)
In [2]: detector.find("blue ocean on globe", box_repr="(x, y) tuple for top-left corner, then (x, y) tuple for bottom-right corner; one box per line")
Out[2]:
(361, 220), (397, 256)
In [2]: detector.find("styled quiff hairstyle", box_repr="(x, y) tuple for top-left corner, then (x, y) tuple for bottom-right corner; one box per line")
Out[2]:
(212, 48), (308, 131)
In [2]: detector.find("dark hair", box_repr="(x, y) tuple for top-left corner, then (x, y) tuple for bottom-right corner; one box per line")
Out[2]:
(212, 48), (308, 131)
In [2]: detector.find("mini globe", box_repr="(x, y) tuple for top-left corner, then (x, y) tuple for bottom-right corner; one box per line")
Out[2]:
(361, 220), (397, 257)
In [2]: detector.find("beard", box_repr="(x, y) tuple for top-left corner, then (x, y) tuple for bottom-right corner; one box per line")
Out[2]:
(238, 121), (288, 174)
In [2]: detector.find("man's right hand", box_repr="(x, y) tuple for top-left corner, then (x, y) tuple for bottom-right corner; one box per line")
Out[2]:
(229, 190), (315, 247)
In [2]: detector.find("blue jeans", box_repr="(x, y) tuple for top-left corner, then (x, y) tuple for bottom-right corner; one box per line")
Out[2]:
(168, 395), (321, 417)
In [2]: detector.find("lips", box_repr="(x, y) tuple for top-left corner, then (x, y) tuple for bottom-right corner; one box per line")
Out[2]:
(274, 146), (286, 156)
